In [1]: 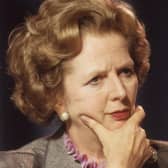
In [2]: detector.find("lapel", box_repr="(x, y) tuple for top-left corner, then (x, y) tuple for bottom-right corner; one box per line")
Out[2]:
(44, 132), (168, 168)
(151, 140), (168, 168)
(45, 135), (81, 168)
(143, 140), (168, 168)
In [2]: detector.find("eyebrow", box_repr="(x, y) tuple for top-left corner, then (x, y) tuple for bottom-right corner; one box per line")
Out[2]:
(85, 68), (107, 79)
(119, 61), (135, 69)
(85, 60), (135, 78)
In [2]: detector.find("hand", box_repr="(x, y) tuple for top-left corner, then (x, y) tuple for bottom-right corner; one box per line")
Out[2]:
(80, 106), (152, 168)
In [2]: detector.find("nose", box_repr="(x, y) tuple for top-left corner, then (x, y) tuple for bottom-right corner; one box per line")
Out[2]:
(108, 75), (126, 101)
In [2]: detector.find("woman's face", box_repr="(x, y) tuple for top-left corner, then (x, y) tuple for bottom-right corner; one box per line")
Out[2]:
(59, 32), (138, 131)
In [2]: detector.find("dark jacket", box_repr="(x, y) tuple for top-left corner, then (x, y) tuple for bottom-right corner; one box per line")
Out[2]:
(0, 133), (168, 168)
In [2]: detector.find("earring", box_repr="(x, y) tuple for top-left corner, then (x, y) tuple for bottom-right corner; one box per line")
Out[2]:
(60, 112), (69, 122)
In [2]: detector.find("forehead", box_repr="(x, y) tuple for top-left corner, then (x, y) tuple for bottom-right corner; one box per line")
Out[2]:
(63, 32), (133, 75)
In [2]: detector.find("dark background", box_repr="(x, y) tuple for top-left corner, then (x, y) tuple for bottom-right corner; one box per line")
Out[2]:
(0, 0), (167, 150)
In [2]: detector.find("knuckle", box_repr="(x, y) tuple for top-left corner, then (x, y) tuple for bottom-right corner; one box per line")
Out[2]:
(137, 105), (145, 117)
(146, 139), (151, 148)
(140, 128), (146, 137)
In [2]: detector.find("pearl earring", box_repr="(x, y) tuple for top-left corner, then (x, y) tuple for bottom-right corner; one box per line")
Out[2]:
(60, 112), (69, 121)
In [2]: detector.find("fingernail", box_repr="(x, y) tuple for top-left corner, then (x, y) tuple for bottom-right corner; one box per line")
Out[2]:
(137, 105), (143, 111)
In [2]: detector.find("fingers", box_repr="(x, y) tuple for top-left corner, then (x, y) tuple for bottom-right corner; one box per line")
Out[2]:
(138, 141), (153, 168)
(127, 105), (145, 126)
(132, 137), (151, 168)
(132, 127), (148, 155)
(133, 128), (146, 149)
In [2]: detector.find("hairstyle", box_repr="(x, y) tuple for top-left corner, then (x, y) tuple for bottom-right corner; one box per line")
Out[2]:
(7, 0), (150, 124)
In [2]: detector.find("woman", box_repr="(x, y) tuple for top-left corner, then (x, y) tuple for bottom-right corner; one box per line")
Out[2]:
(1, 0), (167, 167)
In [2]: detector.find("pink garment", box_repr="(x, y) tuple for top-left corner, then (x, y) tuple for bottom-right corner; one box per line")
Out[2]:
(63, 133), (105, 168)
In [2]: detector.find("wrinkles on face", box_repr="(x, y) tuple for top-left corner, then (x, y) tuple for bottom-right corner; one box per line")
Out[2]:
(61, 32), (138, 131)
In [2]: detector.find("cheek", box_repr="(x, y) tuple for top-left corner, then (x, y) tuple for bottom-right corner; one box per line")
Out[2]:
(80, 88), (109, 115)
(125, 78), (138, 103)
(65, 88), (108, 118)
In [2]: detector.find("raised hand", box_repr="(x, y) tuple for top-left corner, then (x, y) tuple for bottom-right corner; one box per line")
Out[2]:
(80, 106), (152, 168)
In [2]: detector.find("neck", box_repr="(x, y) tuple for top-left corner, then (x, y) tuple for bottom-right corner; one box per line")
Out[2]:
(66, 124), (104, 162)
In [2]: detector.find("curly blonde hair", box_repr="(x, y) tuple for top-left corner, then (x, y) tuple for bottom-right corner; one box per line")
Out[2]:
(7, 0), (150, 124)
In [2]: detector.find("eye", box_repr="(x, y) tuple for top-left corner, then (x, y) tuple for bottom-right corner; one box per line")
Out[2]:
(120, 67), (135, 77)
(88, 75), (104, 85)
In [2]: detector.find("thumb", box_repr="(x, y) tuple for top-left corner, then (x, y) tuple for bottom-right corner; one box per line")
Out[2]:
(127, 105), (145, 126)
(80, 115), (107, 138)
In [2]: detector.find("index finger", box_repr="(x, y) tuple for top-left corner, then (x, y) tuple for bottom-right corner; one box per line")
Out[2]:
(127, 105), (145, 126)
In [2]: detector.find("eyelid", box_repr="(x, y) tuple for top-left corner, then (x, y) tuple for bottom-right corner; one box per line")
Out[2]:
(119, 66), (135, 75)
(87, 74), (106, 85)
(120, 65), (134, 71)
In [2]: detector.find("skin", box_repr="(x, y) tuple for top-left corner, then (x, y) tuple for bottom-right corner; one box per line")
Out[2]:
(55, 32), (152, 167)
(81, 106), (152, 168)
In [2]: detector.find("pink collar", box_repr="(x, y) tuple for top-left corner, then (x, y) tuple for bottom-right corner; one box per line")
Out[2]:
(63, 133), (105, 168)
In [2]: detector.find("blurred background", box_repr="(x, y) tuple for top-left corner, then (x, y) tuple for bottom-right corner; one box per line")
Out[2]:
(0, 0), (167, 150)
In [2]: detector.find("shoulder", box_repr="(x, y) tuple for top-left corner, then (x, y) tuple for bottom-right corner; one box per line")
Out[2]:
(152, 140), (168, 168)
(43, 133), (81, 168)
(145, 140), (168, 168)
(0, 136), (50, 168)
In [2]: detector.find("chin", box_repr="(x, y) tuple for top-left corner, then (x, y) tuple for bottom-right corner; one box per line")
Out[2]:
(105, 120), (127, 131)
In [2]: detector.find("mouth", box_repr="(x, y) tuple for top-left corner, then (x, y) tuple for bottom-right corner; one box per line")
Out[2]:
(109, 109), (130, 121)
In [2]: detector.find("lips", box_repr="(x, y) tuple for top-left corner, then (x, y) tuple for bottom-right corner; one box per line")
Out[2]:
(110, 110), (130, 121)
